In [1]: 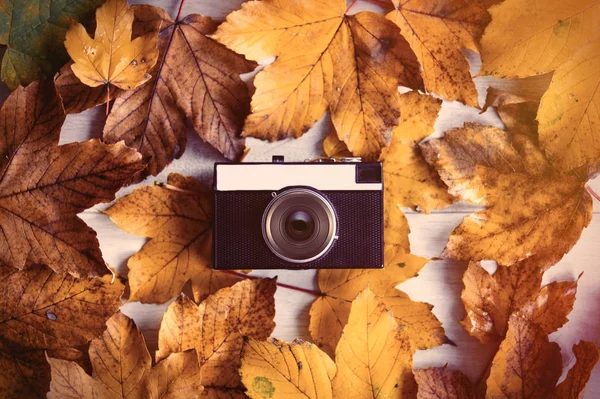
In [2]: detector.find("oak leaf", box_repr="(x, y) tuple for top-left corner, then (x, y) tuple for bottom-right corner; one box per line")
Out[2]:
(47, 311), (204, 399)
(414, 366), (476, 399)
(106, 173), (248, 303)
(241, 288), (416, 399)
(214, 0), (423, 160)
(421, 123), (593, 268)
(554, 341), (600, 399)
(0, 264), (123, 398)
(65, 0), (158, 93)
(485, 314), (562, 399)
(461, 261), (578, 343)
(480, 0), (600, 78)
(0, 0), (104, 90)
(384, 0), (497, 106)
(538, 39), (600, 173)
(332, 288), (416, 398)
(155, 278), (276, 397)
(0, 81), (145, 277)
(241, 337), (337, 399)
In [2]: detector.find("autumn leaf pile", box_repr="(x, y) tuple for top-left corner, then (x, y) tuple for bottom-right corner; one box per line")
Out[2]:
(0, 0), (599, 397)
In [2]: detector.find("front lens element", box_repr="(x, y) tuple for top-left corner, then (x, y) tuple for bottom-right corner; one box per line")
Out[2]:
(262, 188), (337, 263)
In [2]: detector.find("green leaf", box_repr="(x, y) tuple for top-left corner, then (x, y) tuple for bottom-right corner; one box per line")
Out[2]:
(0, 0), (104, 90)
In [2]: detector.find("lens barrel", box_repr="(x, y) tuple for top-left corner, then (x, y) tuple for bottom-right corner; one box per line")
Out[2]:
(262, 188), (337, 263)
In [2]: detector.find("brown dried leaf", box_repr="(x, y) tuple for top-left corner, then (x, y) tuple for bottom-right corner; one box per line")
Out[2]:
(102, 5), (256, 177)
(47, 312), (204, 399)
(462, 261), (578, 343)
(0, 81), (145, 277)
(414, 366), (476, 399)
(156, 278), (276, 397)
(485, 314), (562, 399)
(106, 173), (241, 303)
(0, 264), (124, 350)
(215, 0), (423, 160)
(421, 124), (592, 268)
(554, 341), (600, 399)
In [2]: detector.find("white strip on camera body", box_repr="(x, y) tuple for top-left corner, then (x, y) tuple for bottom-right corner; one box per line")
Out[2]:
(215, 163), (383, 191)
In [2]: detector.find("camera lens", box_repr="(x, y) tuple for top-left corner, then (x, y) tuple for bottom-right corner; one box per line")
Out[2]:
(285, 210), (315, 241)
(262, 188), (337, 263)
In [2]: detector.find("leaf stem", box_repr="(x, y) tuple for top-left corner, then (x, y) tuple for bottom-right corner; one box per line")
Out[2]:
(220, 270), (322, 296)
(175, 0), (186, 22)
(154, 181), (196, 195)
(346, 0), (360, 13)
(106, 84), (110, 116)
(586, 184), (600, 202)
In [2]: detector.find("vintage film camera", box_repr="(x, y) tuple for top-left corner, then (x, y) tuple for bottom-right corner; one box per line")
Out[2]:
(213, 156), (383, 269)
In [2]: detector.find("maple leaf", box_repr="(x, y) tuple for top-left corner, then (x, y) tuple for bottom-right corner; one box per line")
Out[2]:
(538, 38), (600, 173)
(325, 91), (455, 212)
(0, 0), (104, 90)
(0, 264), (123, 398)
(383, 0), (499, 106)
(413, 366), (476, 399)
(214, 0), (423, 160)
(155, 278), (276, 397)
(0, 81), (145, 277)
(461, 261), (578, 343)
(47, 312), (203, 399)
(480, 0), (600, 78)
(65, 0), (159, 92)
(485, 315), (563, 399)
(241, 288), (416, 399)
(421, 123), (593, 268)
(57, 5), (256, 178)
(106, 173), (251, 304)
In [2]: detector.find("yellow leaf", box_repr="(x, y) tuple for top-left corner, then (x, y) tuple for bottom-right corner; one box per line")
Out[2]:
(554, 341), (600, 399)
(332, 288), (416, 398)
(380, 91), (455, 212)
(47, 312), (204, 399)
(323, 123), (353, 158)
(421, 124), (593, 267)
(480, 0), (600, 78)
(215, 0), (423, 160)
(309, 253), (429, 356)
(385, 0), (495, 106)
(65, 0), (159, 90)
(485, 315), (562, 399)
(414, 366), (476, 399)
(106, 173), (244, 303)
(156, 278), (276, 396)
(240, 337), (337, 399)
(538, 39), (600, 173)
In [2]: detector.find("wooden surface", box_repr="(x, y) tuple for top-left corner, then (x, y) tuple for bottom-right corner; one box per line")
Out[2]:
(19, 0), (600, 395)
